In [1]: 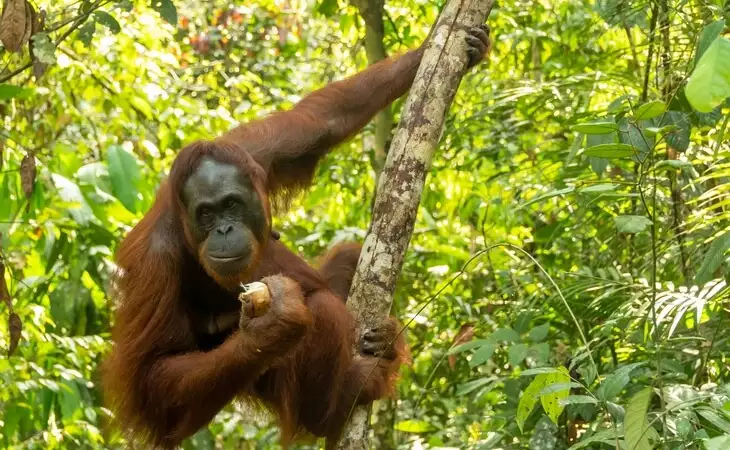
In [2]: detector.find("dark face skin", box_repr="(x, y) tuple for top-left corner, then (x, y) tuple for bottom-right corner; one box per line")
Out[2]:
(182, 157), (267, 278)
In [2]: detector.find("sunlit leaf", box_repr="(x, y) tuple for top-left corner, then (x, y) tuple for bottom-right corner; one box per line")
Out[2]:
(633, 101), (665, 120)
(395, 419), (433, 433)
(624, 387), (654, 450)
(686, 37), (730, 112)
(583, 144), (636, 158)
(560, 395), (598, 406)
(615, 215), (652, 234)
(107, 145), (141, 213)
(695, 19), (726, 66)
(508, 343), (528, 367)
(570, 122), (618, 135)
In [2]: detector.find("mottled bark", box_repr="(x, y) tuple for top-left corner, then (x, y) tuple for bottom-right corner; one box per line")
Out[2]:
(334, 0), (494, 448)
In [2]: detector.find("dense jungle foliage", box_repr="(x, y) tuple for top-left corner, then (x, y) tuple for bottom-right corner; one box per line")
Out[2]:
(1, 0), (730, 449)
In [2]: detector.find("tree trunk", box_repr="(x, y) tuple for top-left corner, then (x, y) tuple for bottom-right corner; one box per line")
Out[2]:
(334, 0), (494, 448)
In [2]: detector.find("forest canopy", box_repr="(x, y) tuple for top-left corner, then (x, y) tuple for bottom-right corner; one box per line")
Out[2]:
(1, 0), (730, 449)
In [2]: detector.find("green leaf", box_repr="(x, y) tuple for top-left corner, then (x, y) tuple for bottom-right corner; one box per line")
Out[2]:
(618, 119), (652, 158)
(705, 435), (730, 450)
(107, 145), (141, 213)
(686, 37), (730, 112)
(152, 0), (178, 25)
(0, 84), (24, 100)
(448, 339), (493, 355)
(522, 187), (575, 207)
(540, 367), (571, 424)
(570, 122), (618, 134)
(517, 372), (548, 431)
(508, 343), (528, 367)
(568, 428), (622, 450)
(130, 96), (153, 119)
(579, 183), (618, 194)
(615, 215), (652, 234)
(51, 174), (95, 225)
(697, 408), (730, 433)
(597, 371), (631, 402)
(94, 11), (121, 34)
(317, 0), (338, 16)
(695, 20), (726, 66)
(77, 20), (96, 47)
(520, 367), (563, 376)
(517, 367), (571, 430)
(624, 387), (654, 450)
(560, 395), (598, 406)
(654, 160), (693, 170)
(528, 323), (550, 342)
(695, 232), (730, 285)
(583, 143), (636, 158)
(661, 111), (692, 151)
(469, 343), (496, 368)
(30, 33), (57, 64)
(540, 382), (581, 395)
(490, 327), (521, 343)
(394, 419), (432, 433)
(633, 101), (665, 120)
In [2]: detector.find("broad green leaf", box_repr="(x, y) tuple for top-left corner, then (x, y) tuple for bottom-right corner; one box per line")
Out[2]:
(508, 343), (528, 367)
(583, 144), (636, 158)
(469, 343), (496, 368)
(77, 20), (96, 47)
(517, 367), (571, 430)
(51, 174), (95, 225)
(59, 381), (82, 421)
(0, 84), (24, 100)
(540, 367), (571, 424)
(633, 101), (665, 120)
(94, 11), (121, 34)
(654, 160), (692, 170)
(520, 367), (563, 377)
(130, 96), (153, 119)
(615, 215), (652, 234)
(618, 117), (653, 157)
(568, 428), (623, 450)
(490, 327), (520, 343)
(686, 37), (730, 112)
(705, 435), (730, 450)
(395, 419), (432, 433)
(540, 382), (581, 395)
(580, 183), (618, 194)
(152, 0), (178, 25)
(528, 323), (550, 342)
(560, 395), (598, 406)
(317, 0), (338, 16)
(30, 33), (57, 64)
(597, 371), (630, 401)
(697, 408), (730, 433)
(695, 20), (726, 66)
(107, 145), (141, 213)
(517, 372), (548, 431)
(571, 122), (618, 134)
(695, 231), (730, 285)
(624, 387), (654, 450)
(661, 111), (692, 151)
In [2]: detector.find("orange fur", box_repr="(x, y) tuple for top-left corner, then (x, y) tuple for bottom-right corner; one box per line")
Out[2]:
(101, 46), (425, 449)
